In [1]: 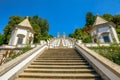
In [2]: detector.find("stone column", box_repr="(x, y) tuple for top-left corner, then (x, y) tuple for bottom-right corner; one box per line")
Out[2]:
(110, 25), (119, 43)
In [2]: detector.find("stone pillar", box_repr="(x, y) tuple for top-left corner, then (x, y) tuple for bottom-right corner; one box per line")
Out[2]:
(109, 33), (113, 43)
(110, 25), (119, 43)
(31, 33), (34, 44)
(26, 30), (29, 44)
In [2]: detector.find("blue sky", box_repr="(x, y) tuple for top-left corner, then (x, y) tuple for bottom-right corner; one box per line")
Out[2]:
(0, 0), (120, 37)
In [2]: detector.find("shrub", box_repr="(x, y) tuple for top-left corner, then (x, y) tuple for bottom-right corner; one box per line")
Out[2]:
(90, 45), (120, 65)
(21, 45), (31, 53)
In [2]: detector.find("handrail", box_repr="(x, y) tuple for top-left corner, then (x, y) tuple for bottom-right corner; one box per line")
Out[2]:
(75, 43), (120, 80)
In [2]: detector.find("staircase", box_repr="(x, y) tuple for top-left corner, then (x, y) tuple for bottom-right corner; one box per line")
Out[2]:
(16, 49), (102, 80)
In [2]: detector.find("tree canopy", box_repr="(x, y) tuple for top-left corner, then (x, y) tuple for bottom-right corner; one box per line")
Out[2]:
(85, 12), (96, 26)
(0, 34), (5, 45)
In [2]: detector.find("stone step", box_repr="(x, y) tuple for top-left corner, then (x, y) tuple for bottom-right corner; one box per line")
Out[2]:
(33, 60), (87, 63)
(24, 68), (95, 73)
(34, 59), (86, 62)
(36, 58), (84, 60)
(31, 62), (88, 65)
(19, 73), (100, 79)
(39, 57), (81, 58)
(16, 48), (102, 80)
(40, 53), (80, 55)
(28, 65), (92, 69)
(16, 78), (101, 80)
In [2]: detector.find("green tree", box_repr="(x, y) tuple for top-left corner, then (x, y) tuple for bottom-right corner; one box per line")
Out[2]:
(112, 15), (120, 28)
(69, 33), (75, 38)
(0, 34), (5, 45)
(85, 12), (95, 26)
(74, 28), (84, 39)
(116, 26), (120, 40)
(29, 15), (50, 42)
(102, 14), (113, 22)
(41, 19), (49, 36)
(29, 15), (41, 43)
(82, 34), (92, 43)
(48, 34), (53, 39)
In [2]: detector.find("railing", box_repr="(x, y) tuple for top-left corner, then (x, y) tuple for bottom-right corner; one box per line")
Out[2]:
(0, 50), (14, 65)
(83, 43), (110, 47)
(75, 43), (120, 80)
(0, 44), (48, 80)
(0, 44), (37, 50)
(0, 44), (37, 65)
(48, 38), (60, 48)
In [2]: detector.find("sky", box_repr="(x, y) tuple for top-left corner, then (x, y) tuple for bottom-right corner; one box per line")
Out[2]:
(0, 0), (120, 37)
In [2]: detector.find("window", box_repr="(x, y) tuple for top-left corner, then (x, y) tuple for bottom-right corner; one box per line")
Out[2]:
(103, 36), (110, 43)
(17, 37), (23, 44)
(17, 34), (25, 44)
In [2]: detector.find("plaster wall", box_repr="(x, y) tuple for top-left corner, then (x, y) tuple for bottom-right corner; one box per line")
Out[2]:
(98, 26), (110, 34)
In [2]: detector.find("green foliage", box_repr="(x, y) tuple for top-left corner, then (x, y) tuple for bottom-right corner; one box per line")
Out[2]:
(69, 34), (75, 38)
(22, 45), (31, 53)
(85, 12), (96, 26)
(74, 28), (83, 39)
(48, 34), (53, 39)
(112, 14), (120, 27)
(5, 46), (31, 63)
(82, 35), (92, 43)
(102, 14), (113, 22)
(91, 44), (120, 65)
(29, 15), (50, 43)
(116, 26), (120, 40)
(0, 34), (5, 45)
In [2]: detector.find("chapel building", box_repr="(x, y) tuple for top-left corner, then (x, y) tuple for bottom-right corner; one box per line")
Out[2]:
(9, 16), (34, 45)
(91, 16), (119, 44)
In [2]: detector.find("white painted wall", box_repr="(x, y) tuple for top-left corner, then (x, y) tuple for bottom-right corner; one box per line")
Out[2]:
(9, 29), (15, 45)
(98, 26), (109, 34)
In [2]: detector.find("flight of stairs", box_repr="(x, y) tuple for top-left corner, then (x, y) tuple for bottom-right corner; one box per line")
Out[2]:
(16, 49), (102, 80)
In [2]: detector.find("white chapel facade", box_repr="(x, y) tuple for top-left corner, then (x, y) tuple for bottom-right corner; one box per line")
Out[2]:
(9, 16), (34, 45)
(91, 16), (119, 44)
